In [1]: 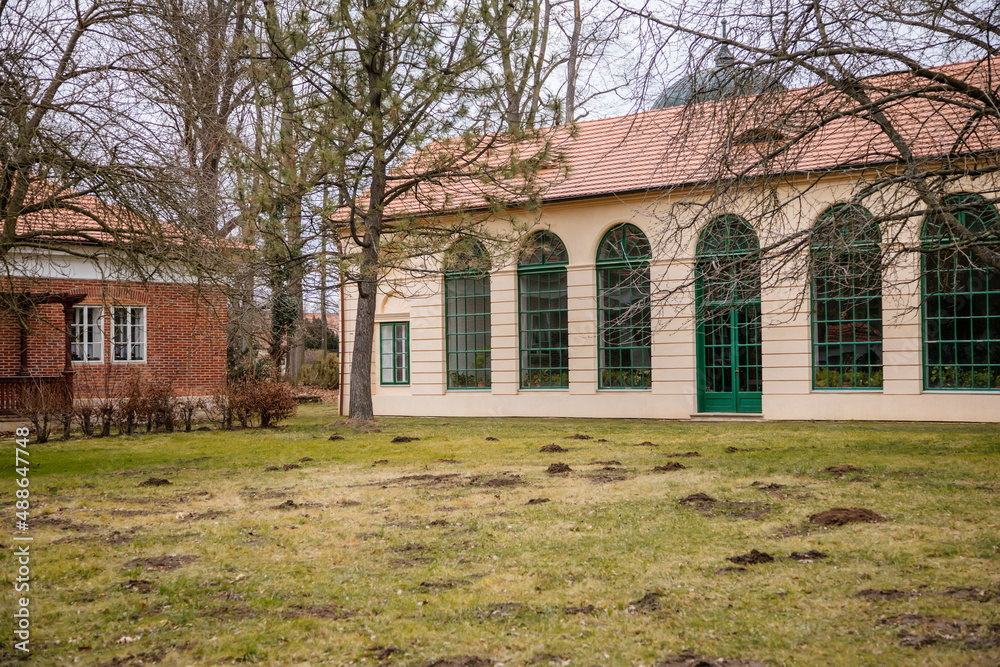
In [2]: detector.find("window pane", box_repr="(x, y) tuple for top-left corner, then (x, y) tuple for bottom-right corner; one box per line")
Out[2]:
(519, 269), (569, 388)
(597, 224), (652, 389)
(922, 197), (1000, 390)
(445, 275), (491, 389)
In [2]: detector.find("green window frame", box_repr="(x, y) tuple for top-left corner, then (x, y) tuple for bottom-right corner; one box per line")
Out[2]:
(519, 231), (569, 388)
(811, 204), (883, 389)
(922, 194), (1000, 390)
(444, 239), (491, 390)
(597, 224), (652, 389)
(379, 322), (410, 385)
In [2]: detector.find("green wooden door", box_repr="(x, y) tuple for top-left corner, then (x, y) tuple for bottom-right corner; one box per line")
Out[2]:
(695, 215), (763, 413)
(697, 305), (762, 412)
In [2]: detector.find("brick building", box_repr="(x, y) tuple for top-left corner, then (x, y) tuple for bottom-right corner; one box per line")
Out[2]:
(1, 202), (227, 415)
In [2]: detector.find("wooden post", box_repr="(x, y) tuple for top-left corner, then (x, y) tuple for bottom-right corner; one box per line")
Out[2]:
(62, 300), (76, 410)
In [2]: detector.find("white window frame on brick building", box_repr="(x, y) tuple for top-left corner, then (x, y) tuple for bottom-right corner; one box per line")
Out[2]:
(112, 306), (146, 362)
(71, 305), (103, 362)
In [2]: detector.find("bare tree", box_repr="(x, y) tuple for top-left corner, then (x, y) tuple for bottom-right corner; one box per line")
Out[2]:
(623, 0), (999, 277)
(0, 0), (231, 305)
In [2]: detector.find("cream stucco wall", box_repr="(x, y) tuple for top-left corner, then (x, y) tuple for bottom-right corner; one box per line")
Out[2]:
(341, 174), (1000, 422)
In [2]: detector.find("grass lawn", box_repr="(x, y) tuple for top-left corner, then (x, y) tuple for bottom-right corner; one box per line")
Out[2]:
(2, 406), (999, 666)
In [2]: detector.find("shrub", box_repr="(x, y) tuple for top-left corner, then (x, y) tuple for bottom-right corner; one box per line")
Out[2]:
(298, 352), (339, 390)
(209, 379), (297, 429)
(18, 381), (70, 444)
(176, 397), (204, 432)
(254, 382), (297, 428)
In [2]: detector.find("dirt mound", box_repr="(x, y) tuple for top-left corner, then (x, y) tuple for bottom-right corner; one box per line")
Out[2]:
(373, 459), (389, 465)
(565, 434), (591, 440)
(281, 604), (355, 620)
(540, 444), (568, 453)
(563, 604), (595, 614)
(392, 435), (420, 443)
(751, 481), (785, 491)
(388, 473), (460, 486)
(123, 555), (197, 571)
(855, 588), (918, 600)
(328, 435), (345, 441)
(589, 471), (629, 483)
(437, 458), (460, 463)
(627, 591), (664, 613)
(725, 446), (741, 452)
(469, 473), (524, 487)
(656, 655), (765, 667)
(592, 460), (622, 465)
(485, 436), (499, 441)
(881, 614), (1000, 650)
(635, 441), (658, 447)
(282, 463), (301, 470)
(121, 579), (154, 593)
(273, 500), (299, 509)
(679, 493), (716, 504)
(264, 465), (280, 471)
(716, 566), (747, 574)
(198, 605), (259, 620)
(526, 498), (550, 505)
(728, 549), (774, 565)
(138, 477), (171, 487)
(939, 586), (999, 602)
(179, 510), (227, 522)
(789, 550), (826, 561)
(546, 463), (572, 474)
(809, 507), (886, 525)
(370, 646), (402, 660)
(419, 657), (494, 667)
(653, 463), (686, 472)
(419, 579), (466, 589)
(665, 452), (701, 458)
(824, 464), (866, 474)
(299, 457), (314, 463)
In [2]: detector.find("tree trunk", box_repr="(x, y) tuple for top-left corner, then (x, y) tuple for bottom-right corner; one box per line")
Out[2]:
(565, 0), (581, 123)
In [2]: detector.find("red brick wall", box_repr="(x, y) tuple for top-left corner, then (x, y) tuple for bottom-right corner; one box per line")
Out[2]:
(2, 279), (226, 398)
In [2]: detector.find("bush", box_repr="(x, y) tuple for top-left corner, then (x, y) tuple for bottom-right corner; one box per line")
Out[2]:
(210, 378), (297, 429)
(18, 381), (70, 444)
(298, 352), (339, 389)
(254, 382), (297, 428)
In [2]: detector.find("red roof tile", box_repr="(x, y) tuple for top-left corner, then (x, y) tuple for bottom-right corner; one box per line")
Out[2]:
(382, 57), (999, 218)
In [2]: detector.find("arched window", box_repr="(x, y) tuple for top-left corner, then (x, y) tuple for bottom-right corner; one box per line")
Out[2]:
(811, 205), (882, 389)
(922, 194), (1000, 390)
(596, 224), (652, 389)
(444, 239), (491, 390)
(695, 215), (762, 412)
(519, 231), (569, 388)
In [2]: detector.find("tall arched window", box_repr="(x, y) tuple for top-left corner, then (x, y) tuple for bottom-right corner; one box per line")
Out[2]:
(695, 215), (762, 413)
(597, 224), (652, 389)
(922, 194), (1000, 390)
(811, 204), (883, 389)
(444, 239), (491, 390)
(519, 232), (569, 388)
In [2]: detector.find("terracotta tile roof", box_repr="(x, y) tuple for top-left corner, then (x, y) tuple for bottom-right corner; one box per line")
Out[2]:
(383, 57), (999, 219)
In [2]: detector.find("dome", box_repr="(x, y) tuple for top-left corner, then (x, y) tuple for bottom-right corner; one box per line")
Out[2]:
(653, 43), (784, 109)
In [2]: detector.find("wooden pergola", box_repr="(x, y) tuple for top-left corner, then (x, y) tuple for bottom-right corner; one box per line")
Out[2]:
(0, 292), (86, 415)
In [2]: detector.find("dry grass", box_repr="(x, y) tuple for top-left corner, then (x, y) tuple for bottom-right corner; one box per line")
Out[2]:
(1, 407), (999, 665)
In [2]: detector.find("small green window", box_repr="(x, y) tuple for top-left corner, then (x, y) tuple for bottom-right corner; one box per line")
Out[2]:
(444, 239), (491, 390)
(922, 194), (1000, 390)
(380, 322), (410, 385)
(811, 204), (883, 389)
(597, 224), (652, 389)
(519, 231), (569, 388)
